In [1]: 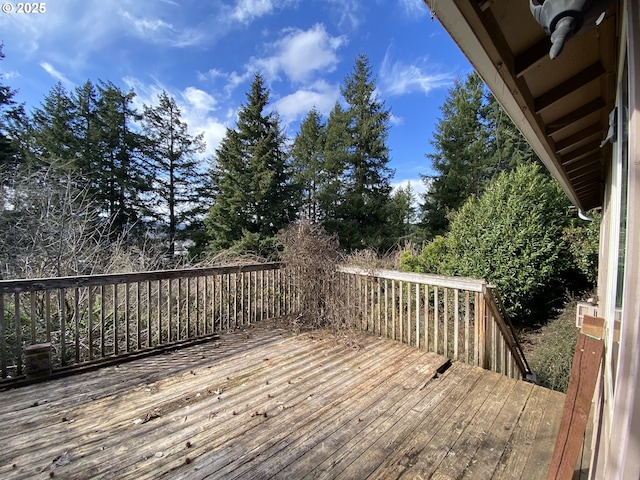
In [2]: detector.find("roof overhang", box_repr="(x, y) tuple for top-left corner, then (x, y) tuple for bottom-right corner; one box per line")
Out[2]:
(425, 0), (620, 210)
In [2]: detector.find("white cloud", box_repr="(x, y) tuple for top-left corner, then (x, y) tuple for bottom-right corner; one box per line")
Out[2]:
(251, 24), (346, 83)
(182, 87), (217, 113)
(2, 70), (20, 80)
(231, 0), (274, 22)
(123, 76), (228, 159)
(390, 114), (404, 126)
(197, 68), (226, 82)
(380, 52), (454, 96)
(119, 10), (204, 47)
(391, 178), (427, 207)
(273, 80), (339, 123)
(326, 0), (362, 30)
(398, 0), (428, 18)
(39, 62), (74, 88)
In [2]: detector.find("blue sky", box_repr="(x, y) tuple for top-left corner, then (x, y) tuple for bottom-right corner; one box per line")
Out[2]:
(0, 0), (471, 199)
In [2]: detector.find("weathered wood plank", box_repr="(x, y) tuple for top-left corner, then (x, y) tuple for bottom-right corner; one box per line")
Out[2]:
(492, 386), (552, 480)
(547, 333), (603, 480)
(524, 389), (567, 480)
(0, 324), (565, 480)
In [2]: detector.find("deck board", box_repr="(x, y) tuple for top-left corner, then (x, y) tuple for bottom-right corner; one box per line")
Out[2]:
(0, 322), (569, 479)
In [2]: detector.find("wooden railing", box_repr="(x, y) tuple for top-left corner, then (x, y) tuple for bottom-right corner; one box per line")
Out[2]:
(0, 262), (531, 383)
(337, 267), (531, 380)
(0, 263), (294, 380)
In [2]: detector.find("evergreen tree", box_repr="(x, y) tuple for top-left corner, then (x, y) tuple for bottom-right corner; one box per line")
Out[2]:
(389, 183), (418, 242)
(290, 108), (326, 222)
(483, 93), (538, 174)
(331, 54), (395, 250)
(420, 72), (538, 239)
(142, 91), (206, 256)
(31, 82), (77, 170)
(94, 81), (149, 233)
(420, 72), (489, 238)
(206, 74), (294, 253)
(0, 44), (26, 177)
(319, 101), (350, 227)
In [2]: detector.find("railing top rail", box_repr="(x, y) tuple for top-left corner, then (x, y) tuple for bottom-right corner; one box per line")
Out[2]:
(338, 266), (486, 292)
(485, 285), (532, 376)
(0, 262), (283, 294)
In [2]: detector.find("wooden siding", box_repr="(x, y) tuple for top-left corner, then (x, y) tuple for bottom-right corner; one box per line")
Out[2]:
(0, 323), (568, 479)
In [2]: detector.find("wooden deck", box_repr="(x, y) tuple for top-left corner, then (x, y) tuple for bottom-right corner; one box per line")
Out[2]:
(0, 322), (567, 479)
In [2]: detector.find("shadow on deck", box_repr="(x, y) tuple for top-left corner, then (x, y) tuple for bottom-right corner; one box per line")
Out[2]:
(0, 322), (569, 479)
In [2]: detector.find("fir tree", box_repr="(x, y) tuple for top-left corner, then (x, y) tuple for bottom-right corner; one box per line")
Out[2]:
(93, 81), (149, 233)
(420, 72), (491, 238)
(0, 44), (26, 177)
(142, 91), (206, 256)
(290, 108), (326, 222)
(31, 82), (77, 170)
(206, 74), (293, 254)
(332, 54), (395, 250)
(420, 72), (538, 239)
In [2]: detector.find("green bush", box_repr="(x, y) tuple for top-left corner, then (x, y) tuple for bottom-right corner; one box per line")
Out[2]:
(563, 210), (600, 287)
(405, 164), (571, 323)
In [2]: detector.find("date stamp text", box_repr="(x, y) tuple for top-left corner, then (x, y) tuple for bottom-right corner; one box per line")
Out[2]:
(2, 3), (46, 14)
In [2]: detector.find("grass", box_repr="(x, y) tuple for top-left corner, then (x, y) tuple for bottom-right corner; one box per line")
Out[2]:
(524, 301), (579, 393)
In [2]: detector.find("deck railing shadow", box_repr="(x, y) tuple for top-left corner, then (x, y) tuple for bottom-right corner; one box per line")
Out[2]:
(0, 262), (531, 383)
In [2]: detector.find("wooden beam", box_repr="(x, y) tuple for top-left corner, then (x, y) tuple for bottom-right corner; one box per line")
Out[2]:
(547, 331), (604, 479)
(546, 98), (606, 136)
(515, 36), (552, 78)
(535, 63), (606, 114)
(564, 152), (602, 174)
(555, 123), (603, 154)
(561, 141), (602, 166)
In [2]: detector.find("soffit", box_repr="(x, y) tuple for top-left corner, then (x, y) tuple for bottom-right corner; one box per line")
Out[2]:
(427, 0), (620, 210)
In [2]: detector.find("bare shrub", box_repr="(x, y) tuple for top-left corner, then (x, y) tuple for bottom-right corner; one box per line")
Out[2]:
(279, 221), (360, 342)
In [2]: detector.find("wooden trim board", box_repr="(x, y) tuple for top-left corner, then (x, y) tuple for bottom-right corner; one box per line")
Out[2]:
(546, 331), (604, 479)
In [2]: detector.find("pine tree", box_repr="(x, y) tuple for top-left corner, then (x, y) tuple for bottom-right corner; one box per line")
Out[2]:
(206, 74), (294, 253)
(389, 183), (417, 242)
(290, 108), (326, 222)
(142, 91), (206, 256)
(332, 54), (395, 250)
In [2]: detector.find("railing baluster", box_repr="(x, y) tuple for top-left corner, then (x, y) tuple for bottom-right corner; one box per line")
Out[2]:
(137, 282), (142, 349)
(454, 289), (460, 361)
(146, 281), (152, 347)
(30, 291), (36, 345)
(443, 288), (449, 358)
(434, 286), (439, 355)
(465, 291), (470, 364)
(415, 283), (420, 349)
(124, 283), (130, 353)
(113, 284), (119, 356)
(14, 293), (22, 375)
(424, 285), (429, 352)
(74, 288), (80, 363)
(0, 294), (5, 378)
(45, 291), (51, 343)
(59, 289), (66, 366)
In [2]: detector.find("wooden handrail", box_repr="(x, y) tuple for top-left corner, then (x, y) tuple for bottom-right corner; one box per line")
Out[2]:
(484, 285), (532, 377)
(0, 262), (291, 381)
(0, 262), (283, 294)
